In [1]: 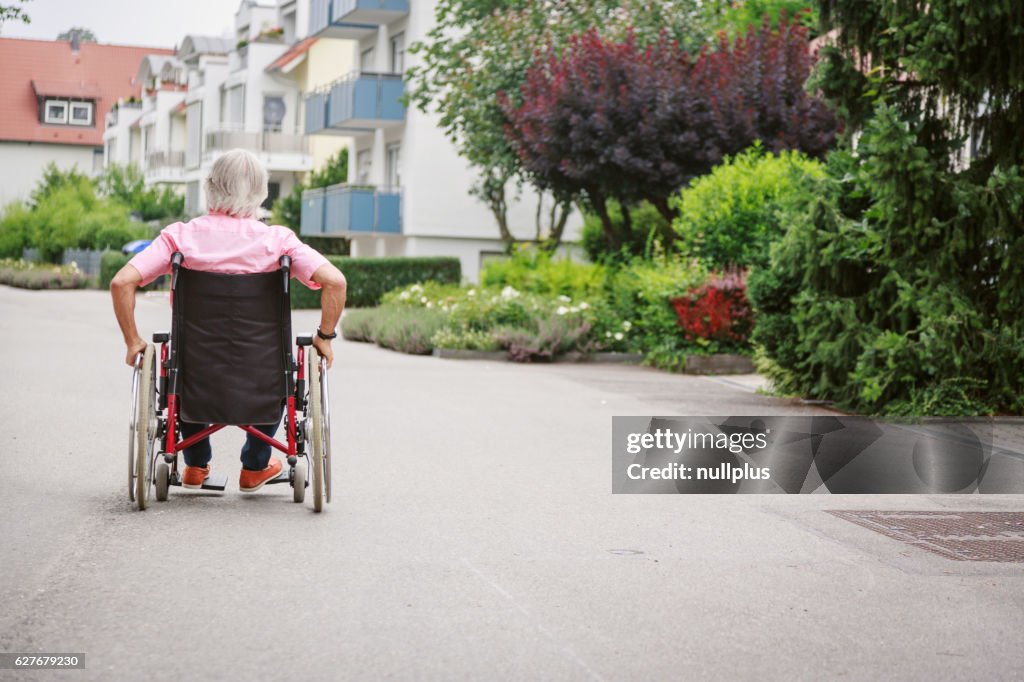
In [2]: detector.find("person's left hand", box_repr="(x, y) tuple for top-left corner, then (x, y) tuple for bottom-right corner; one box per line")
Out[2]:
(125, 336), (146, 366)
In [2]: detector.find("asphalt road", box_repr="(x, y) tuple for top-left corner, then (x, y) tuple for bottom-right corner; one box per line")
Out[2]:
(0, 287), (1021, 681)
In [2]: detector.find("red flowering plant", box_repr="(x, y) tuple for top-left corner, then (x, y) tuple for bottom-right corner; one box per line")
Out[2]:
(670, 270), (754, 347)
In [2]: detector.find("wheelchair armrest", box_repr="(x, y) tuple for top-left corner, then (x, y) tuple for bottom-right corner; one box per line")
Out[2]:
(153, 332), (169, 343)
(296, 334), (313, 347)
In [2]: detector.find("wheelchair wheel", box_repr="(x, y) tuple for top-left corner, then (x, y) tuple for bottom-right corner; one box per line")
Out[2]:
(155, 461), (169, 502)
(309, 349), (327, 513)
(134, 345), (158, 510)
(292, 461), (305, 503)
(127, 353), (142, 502)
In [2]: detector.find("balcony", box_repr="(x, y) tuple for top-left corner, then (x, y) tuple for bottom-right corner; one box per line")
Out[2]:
(301, 184), (402, 236)
(145, 150), (187, 183)
(203, 125), (312, 170)
(309, 0), (409, 40)
(305, 72), (405, 135)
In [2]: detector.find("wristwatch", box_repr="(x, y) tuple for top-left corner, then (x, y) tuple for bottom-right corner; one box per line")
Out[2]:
(316, 326), (338, 340)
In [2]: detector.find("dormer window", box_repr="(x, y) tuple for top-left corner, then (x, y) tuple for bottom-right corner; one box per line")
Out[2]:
(41, 98), (95, 126)
(70, 102), (93, 126)
(44, 99), (68, 124)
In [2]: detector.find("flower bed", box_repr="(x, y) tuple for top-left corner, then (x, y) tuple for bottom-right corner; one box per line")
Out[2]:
(0, 259), (89, 290)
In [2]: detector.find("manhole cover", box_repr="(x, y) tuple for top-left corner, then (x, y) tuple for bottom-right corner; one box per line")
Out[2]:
(828, 511), (1024, 562)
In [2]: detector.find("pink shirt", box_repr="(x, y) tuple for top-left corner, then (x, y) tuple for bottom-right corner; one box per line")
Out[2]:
(128, 213), (329, 289)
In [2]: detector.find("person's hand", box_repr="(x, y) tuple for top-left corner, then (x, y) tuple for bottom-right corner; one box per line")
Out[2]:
(125, 336), (146, 366)
(312, 335), (333, 369)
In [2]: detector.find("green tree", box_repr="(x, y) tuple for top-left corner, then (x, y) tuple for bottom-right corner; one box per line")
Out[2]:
(752, 1), (1024, 415)
(97, 164), (184, 221)
(56, 27), (96, 41)
(0, 0), (30, 26)
(406, 0), (721, 252)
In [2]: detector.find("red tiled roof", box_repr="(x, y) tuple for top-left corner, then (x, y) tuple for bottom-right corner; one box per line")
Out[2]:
(0, 37), (174, 147)
(266, 37), (317, 73)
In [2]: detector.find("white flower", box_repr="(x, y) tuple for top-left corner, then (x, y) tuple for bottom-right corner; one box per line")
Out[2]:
(399, 291), (410, 300)
(501, 285), (520, 299)
(426, 301), (434, 308)
(467, 289), (476, 297)
(614, 332), (624, 341)
(622, 321), (632, 330)
(579, 302), (589, 310)
(557, 294), (571, 303)
(420, 296), (428, 304)
(605, 331), (612, 338)
(556, 306), (569, 315)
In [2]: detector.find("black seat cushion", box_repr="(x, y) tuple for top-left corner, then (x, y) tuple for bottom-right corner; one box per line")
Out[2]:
(175, 268), (288, 425)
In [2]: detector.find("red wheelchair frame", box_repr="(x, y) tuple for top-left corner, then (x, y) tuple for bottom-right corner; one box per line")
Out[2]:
(128, 251), (332, 512)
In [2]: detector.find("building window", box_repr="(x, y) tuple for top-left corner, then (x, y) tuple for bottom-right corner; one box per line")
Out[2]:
(70, 102), (94, 126)
(390, 32), (405, 74)
(385, 142), (401, 188)
(261, 181), (281, 211)
(356, 150), (371, 184)
(263, 95), (286, 132)
(360, 47), (375, 73)
(44, 99), (68, 124)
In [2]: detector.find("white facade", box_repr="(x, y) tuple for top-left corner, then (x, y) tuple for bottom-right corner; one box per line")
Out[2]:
(104, 1), (314, 217)
(304, 0), (582, 282)
(0, 141), (101, 207)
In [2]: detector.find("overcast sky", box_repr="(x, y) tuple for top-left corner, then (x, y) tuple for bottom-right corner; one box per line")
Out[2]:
(1, 0), (243, 49)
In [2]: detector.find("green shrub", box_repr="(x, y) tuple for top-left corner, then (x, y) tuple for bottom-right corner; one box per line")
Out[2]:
(97, 164), (184, 221)
(581, 200), (672, 264)
(493, 313), (595, 362)
(671, 145), (825, 269)
(750, 120), (1024, 415)
(0, 259), (88, 290)
(371, 306), (448, 355)
(99, 251), (129, 289)
(290, 256), (461, 309)
(431, 328), (501, 351)
(0, 201), (32, 259)
(605, 256), (710, 367)
(340, 309), (379, 342)
(480, 247), (606, 297)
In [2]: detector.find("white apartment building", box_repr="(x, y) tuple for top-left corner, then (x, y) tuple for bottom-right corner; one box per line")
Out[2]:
(300, 0), (582, 281)
(104, 1), (315, 216)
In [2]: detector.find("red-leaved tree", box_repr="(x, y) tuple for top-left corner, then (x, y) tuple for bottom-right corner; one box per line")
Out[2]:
(500, 14), (838, 248)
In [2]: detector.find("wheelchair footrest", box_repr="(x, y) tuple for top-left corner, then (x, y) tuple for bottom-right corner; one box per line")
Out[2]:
(264, 469), (292, 486)
(199, 474), (228, 491)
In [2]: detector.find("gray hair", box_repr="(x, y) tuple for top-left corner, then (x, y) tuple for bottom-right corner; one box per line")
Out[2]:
(204, 149), (268, 218)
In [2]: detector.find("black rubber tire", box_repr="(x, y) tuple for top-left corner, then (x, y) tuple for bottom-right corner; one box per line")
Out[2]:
(310, 350), (324, 513)
(135, 345), (156, 510)
(292, 461), (305, 503)
(155, 461), (169, 502)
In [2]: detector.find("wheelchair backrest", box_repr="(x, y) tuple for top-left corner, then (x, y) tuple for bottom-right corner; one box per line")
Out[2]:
(169, 264), (293, 426)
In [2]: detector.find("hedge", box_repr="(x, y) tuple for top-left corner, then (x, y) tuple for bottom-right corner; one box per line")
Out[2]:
(100, 253), (461, 305)
(291, 256), (461, 308)
(99, 251), (130, 289)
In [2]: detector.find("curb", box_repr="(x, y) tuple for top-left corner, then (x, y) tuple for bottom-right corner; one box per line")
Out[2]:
(431, 349), (644, 364)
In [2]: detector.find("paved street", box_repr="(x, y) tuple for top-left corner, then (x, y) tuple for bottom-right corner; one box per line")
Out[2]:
(0, 286), (1022, 681)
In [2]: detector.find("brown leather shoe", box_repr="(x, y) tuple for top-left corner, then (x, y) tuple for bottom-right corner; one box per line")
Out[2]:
(239, 458), (283, 493)
(182, 465), (210, 489)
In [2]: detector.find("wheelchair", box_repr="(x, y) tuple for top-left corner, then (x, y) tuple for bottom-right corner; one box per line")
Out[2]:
(127, 252), (332, 512)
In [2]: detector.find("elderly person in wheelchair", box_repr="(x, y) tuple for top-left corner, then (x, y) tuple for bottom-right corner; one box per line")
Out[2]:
(110, 149), (346, 511)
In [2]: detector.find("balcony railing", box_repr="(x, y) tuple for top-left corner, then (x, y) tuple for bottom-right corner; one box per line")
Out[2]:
(309, 0), (409, 39)
(305, 72), (405, 135)
(205, 126), (309, 155)
(301, 184), (402, 236)
(146, 150), (186, 169)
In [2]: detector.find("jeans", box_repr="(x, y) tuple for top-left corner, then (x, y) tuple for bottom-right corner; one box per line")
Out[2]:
(180, 415), (281, 471)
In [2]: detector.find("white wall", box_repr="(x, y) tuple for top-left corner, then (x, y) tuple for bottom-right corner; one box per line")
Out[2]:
(0, 142), (97, 207)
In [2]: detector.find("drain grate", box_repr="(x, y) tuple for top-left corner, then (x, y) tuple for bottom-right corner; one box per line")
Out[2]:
(827, 511), (1024, 562)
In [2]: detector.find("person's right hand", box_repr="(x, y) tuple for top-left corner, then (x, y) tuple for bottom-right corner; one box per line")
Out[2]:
(125, 336), (146, 366)
(312, 335), (333, 369)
